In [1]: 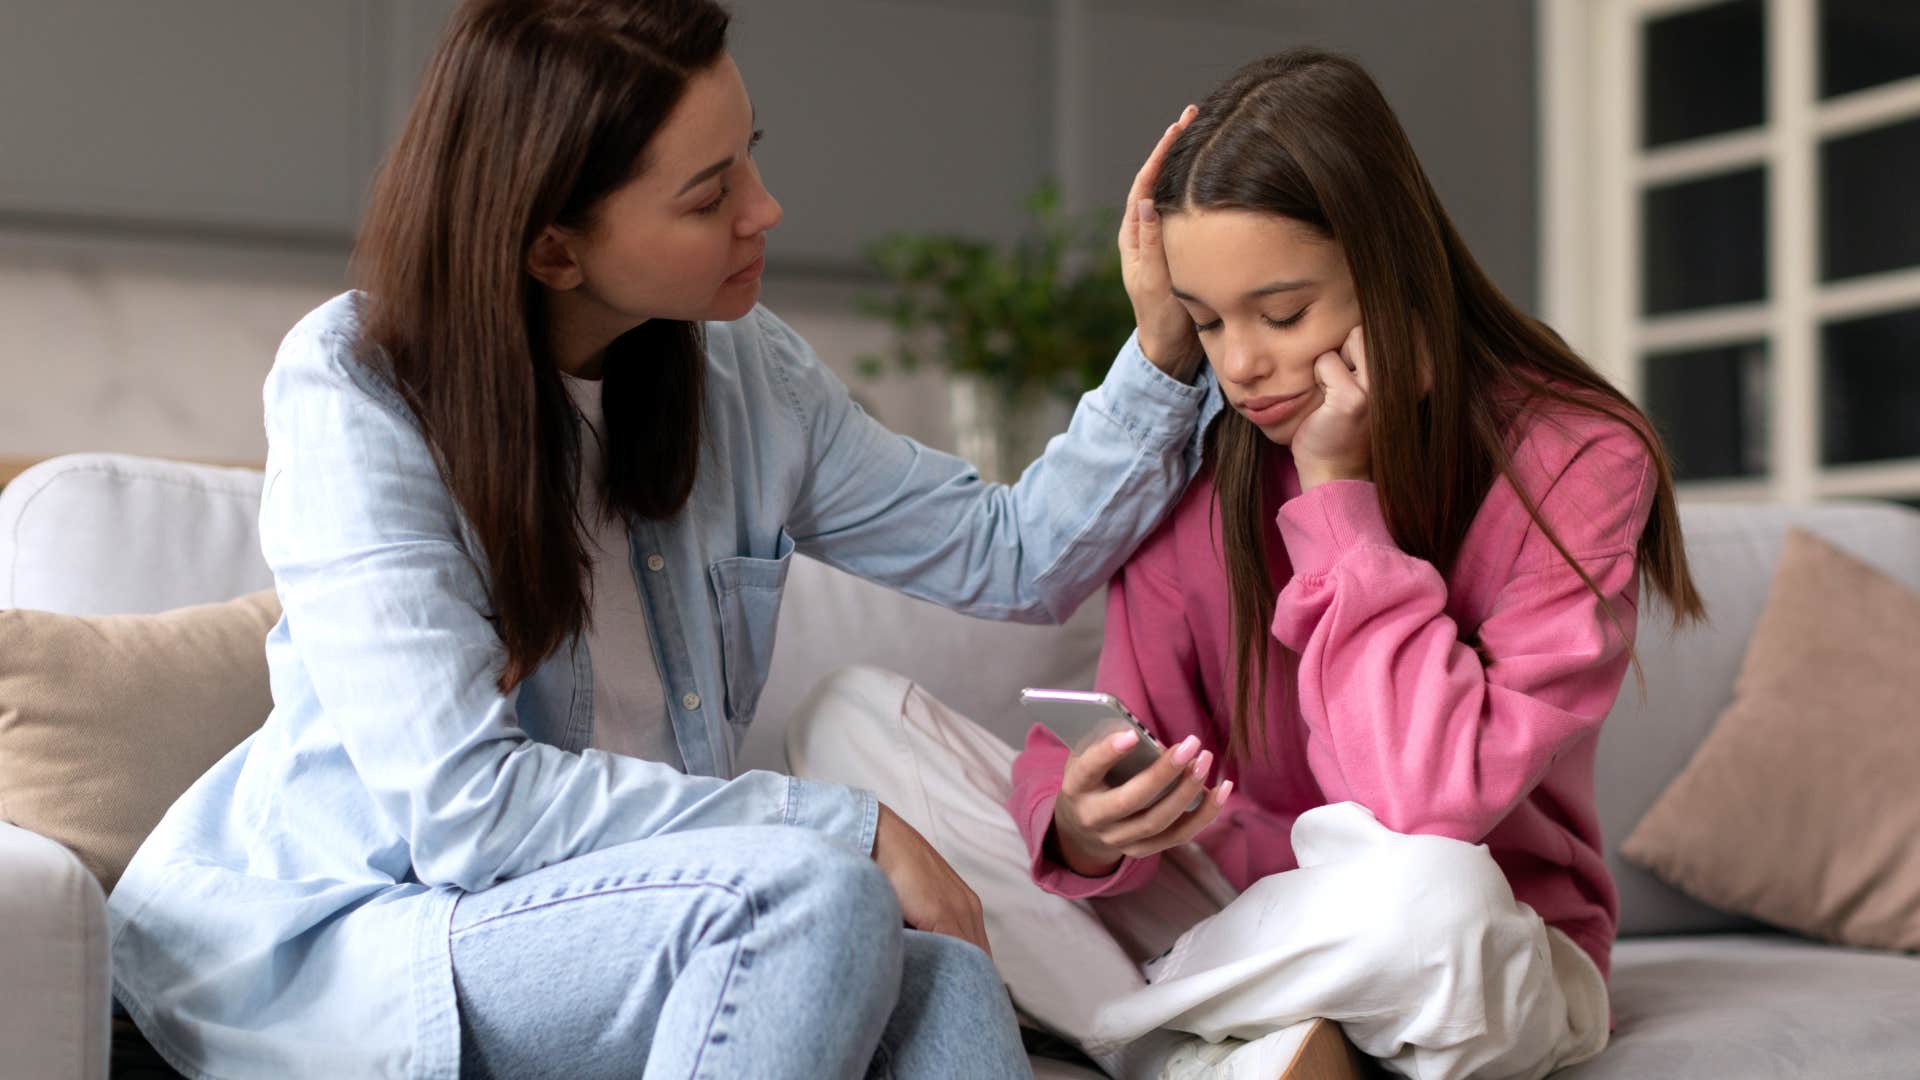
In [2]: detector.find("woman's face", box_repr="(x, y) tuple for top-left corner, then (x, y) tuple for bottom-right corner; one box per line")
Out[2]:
(535, 53), (781, 331)
(1161, 209), (1362, 445)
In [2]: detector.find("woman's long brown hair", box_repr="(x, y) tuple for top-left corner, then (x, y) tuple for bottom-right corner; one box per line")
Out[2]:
(352, 0), (728, 691)
(1153, 50), (1706, 760)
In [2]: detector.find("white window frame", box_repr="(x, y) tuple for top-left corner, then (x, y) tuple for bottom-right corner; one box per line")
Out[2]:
(1541, 0), (1920, 504)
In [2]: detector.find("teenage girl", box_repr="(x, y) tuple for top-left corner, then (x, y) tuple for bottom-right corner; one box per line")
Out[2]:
(792, 48), (1703, 1080)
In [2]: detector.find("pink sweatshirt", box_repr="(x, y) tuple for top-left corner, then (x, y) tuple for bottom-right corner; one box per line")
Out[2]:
(1010, 406), (1655, 981)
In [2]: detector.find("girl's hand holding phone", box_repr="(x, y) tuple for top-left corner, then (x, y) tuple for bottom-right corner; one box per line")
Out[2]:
(1050, 729), (1232, 878)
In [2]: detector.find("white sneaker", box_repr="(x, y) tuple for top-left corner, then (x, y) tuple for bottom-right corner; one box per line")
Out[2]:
(1157, 1034), (1244, 1079)
(1157, 1019), (1348, 1080)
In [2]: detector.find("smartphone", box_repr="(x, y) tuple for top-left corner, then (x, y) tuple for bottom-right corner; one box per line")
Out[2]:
(1019, 688), (1196, 808)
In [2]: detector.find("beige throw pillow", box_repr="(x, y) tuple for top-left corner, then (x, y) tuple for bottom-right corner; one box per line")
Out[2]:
(0, 590), (279, 893)
(1623, 529), (1920, 952)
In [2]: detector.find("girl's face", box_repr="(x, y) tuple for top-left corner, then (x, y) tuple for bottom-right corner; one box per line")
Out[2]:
(532, 53), (780, 336)
(1161, 209), (1362, 444)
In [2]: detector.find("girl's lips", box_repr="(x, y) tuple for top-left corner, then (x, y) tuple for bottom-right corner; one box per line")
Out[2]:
(1237, 389), (1312, 426)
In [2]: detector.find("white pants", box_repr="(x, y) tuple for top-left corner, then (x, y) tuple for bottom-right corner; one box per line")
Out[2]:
(786, 666), (1611, 1080)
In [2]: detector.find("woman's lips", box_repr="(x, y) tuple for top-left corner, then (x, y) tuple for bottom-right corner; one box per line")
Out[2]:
(725, 254), (765, 284)
(1237, 389), (1312, 426)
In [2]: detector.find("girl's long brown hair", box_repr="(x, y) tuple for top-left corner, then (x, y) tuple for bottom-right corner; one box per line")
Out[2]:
(352, 0), (729, 691)
(1154, 50), (1706, 760)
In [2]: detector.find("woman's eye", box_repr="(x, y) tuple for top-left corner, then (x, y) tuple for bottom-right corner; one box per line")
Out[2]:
(1263, 308), (1307, 329)
(1193, 318), (1222, 333)
(695, 185), (730, 216)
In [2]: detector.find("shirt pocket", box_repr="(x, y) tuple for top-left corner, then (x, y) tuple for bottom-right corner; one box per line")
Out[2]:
(705, 529), (795, 727)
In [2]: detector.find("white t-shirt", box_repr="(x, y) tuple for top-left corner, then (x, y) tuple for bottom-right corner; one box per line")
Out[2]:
(563, 373), (682, 770)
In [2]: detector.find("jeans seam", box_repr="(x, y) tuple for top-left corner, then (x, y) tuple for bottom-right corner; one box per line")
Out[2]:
(450, 879), (740, 939)
(687, 888), (757, 1080)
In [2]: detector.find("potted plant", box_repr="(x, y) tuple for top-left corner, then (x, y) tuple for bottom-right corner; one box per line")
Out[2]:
(857, 182), (1134, 481)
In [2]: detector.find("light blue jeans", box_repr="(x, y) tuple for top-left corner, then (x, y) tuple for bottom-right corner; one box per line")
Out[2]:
(448, 825), (1031, 1079)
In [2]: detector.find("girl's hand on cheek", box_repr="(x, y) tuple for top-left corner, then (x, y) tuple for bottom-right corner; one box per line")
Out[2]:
(1292, 324), (1373, 491)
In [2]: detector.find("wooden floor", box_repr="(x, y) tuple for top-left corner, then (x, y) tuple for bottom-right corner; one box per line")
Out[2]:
(0, 456), (39, 487)
(1282, 1019), (1391, 1080)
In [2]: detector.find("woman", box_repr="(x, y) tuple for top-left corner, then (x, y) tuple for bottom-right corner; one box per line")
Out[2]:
(790, 49), (1703, 1080)
(105, 2), (1215, 1077)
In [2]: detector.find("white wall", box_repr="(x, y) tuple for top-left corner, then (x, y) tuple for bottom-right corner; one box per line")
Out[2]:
(0, 0), (1536, 472)
(0, 230), (954, 469)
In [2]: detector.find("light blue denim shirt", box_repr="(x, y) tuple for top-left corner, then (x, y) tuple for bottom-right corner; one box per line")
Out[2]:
(108, 291), (1219, 1079)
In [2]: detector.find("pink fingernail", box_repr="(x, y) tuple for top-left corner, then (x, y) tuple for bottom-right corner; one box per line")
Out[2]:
(1192, 750), (1214, 778)
(1138, 199), (1157, 224)
(1172, 735), (1199, 764)
(1111, 731), (1139, 751)
(1218, 780), (1234, 802)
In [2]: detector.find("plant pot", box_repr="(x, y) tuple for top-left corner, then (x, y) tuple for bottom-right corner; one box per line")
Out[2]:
(948, 373), (1075, 484)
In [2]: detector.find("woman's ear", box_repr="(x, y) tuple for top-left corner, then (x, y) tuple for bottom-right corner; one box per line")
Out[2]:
(526, 226), (585, 290)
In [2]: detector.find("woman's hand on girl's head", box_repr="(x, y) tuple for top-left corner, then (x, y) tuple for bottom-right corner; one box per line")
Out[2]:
(1293, 324), (1375, 491)
(1122, 105), (1205, 383)
(1049, 730), (1232, 877)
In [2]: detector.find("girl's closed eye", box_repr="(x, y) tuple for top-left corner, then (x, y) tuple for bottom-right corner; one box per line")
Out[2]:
(1192, 307), (1308, 333)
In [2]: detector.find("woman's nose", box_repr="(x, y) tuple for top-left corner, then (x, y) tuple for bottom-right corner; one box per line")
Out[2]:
(738, 166), (782, 237)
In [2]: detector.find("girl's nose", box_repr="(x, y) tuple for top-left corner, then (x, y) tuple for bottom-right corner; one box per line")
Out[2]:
(1212, 330), (1271, 386)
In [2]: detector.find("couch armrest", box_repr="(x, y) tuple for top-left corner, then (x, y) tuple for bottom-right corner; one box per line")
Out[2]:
(0, 821), (110, 1080)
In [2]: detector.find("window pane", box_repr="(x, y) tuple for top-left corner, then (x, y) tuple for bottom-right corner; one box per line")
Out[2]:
(1643, 168), (1769, 316)
(1643, 342), (1771, 481)
(1644, 0), (1766, 148)
(1822, 117), (1920, 281)
(1821, 308), (1920, 465)
(1821, 0), (1920, 98)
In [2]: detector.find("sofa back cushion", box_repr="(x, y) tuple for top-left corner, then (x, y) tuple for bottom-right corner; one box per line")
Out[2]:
(751, 555), (1106, 771)
(0, 454), (271, 615)
(1599, 501), (1920, 936)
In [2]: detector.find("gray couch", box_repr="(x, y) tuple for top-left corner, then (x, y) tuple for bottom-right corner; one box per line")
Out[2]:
(4, 452), (1919, 1078)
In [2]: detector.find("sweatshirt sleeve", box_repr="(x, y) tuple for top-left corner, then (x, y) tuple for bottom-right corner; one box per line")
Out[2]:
(1008, 519), (1198, 898)
(1269, 430), (1654, 843)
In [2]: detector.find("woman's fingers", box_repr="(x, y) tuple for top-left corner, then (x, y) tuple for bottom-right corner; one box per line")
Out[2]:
(1121, 105), (1198, 252)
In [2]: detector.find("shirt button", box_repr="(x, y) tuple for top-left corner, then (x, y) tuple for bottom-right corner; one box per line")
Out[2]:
(682, 692), (701, 711)
(646, 554), (666, 572)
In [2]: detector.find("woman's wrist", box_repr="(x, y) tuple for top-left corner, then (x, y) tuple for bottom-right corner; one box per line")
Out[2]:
(1138, 332), (1204, 385)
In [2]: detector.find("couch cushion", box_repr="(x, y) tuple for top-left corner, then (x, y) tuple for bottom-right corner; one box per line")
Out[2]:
(1597, 501), (1920, 937)
(0, 591), (279, 893)
(1623, 529), (1920, 951)
(0, 453), (270, 615)
(1556, 935), (1920, 1079)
